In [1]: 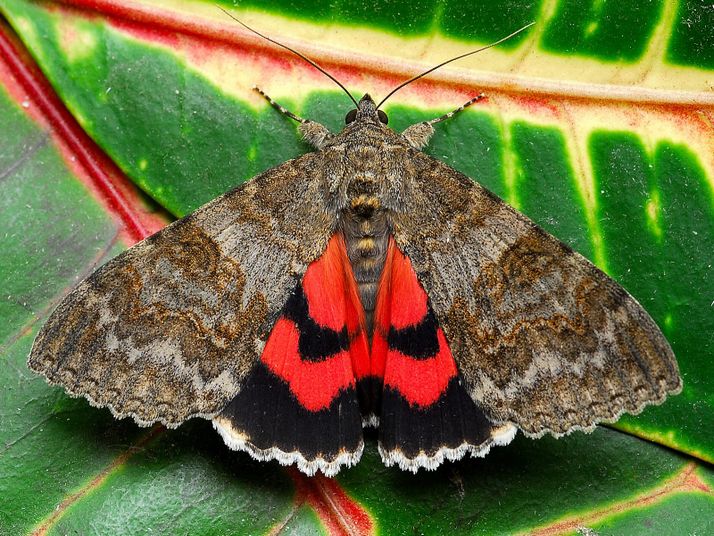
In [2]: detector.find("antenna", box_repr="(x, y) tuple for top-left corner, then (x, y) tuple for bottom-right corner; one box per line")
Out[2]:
(217, 6), (359, 108)
(376, 22), (535, 109)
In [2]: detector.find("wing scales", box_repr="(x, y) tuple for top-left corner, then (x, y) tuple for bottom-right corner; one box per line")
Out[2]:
(29, 155), (338, 427)
(392, 153), (681, 437)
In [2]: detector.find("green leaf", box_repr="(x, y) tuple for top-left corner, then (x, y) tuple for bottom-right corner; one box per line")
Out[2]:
(1, 0), (713, 534)
(338, 428), (713, 535)
(0, 42), (142, 533)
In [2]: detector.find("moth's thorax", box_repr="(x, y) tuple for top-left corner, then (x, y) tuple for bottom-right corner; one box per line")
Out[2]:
(336, 121), (404, 148)
(322, 123), (416, 215)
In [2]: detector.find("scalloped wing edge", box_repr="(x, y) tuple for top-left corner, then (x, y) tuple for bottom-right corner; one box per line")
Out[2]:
(212, 416), (364, 477)
(31, 370), (216, 428)
(378, 423), (517, 473)
(516, 379), (683, 440)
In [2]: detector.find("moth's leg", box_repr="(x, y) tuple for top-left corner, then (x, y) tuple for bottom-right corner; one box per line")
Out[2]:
(254, 87), (333, 149)
(401, 93), (485, 149)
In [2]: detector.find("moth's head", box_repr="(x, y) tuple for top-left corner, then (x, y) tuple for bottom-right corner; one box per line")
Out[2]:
(345, 94), (388, 126)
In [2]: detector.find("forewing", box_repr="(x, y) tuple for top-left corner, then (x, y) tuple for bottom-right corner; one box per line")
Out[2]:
(29, 154), (337, 428)
(392, 152), (682, 437)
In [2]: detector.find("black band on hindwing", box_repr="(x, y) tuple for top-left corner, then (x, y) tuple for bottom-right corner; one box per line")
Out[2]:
(386, 308), (440, 359)
(283, 284), (350, 362)
(379, 376), (494, 457)
(220, 362), (362, 459)
(356, 376), (383, 420)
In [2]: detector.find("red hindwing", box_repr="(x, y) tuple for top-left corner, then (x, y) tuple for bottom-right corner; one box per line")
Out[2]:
(372, 238), (458, 407)
(259, 233), (369, 411)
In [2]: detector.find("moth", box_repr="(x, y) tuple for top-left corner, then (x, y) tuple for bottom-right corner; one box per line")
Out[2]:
(29, 18), (682, 477)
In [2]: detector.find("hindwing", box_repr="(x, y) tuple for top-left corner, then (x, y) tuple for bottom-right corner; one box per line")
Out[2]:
(372, 238), (516, 472)
(214, 233), (369, 476)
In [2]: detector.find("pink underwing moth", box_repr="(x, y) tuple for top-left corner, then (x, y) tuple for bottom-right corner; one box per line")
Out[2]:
(28, 17), (682, 477)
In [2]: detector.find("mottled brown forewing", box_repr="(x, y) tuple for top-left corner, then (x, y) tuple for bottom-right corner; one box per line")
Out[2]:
(391, 152), (682, 437)
(28, 155), (337, 427)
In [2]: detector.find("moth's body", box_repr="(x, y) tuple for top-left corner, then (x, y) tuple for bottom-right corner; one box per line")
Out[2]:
(341, 200), (389, 337)
(29, 93), (681, 478)
(305, 97), (436, 339)
(333, 122), (405, 337)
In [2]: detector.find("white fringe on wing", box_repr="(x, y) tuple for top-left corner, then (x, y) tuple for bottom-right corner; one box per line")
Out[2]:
(379, 422), (517, 473)
(213, 417), (363, 477)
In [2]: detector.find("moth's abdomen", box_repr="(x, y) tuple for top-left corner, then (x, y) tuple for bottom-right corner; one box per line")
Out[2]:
(341, 195), (390, 337)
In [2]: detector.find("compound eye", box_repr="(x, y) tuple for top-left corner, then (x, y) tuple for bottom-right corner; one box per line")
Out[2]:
(377, 110), (388, 124)
(345, 109), (358, 124)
